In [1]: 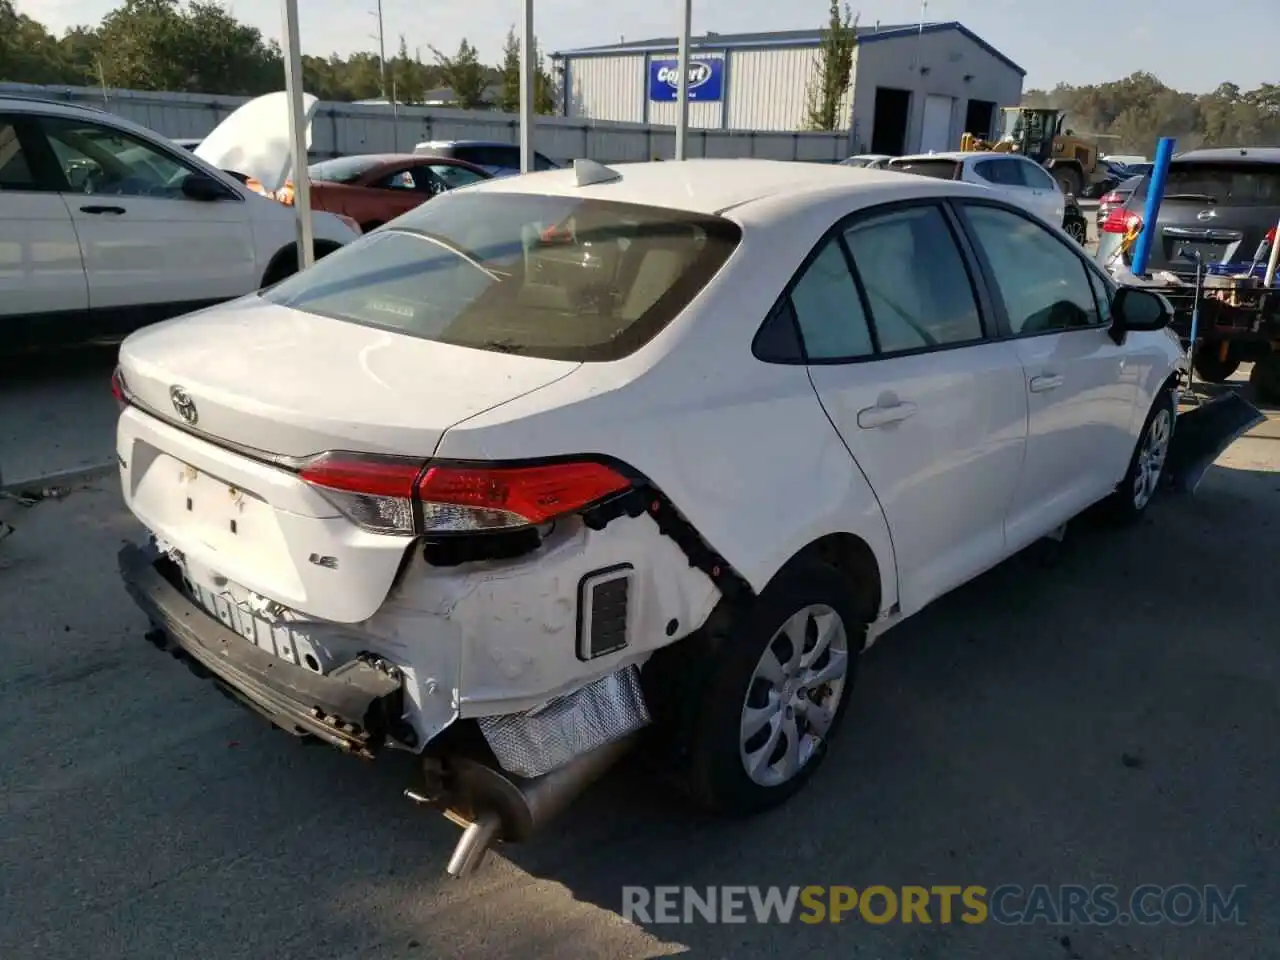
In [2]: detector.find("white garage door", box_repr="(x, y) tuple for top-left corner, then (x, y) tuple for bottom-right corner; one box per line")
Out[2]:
(920, 95), (955, 153)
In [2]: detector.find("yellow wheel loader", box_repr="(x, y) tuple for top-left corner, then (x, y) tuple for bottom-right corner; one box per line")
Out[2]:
(960, 107), (1107, 197)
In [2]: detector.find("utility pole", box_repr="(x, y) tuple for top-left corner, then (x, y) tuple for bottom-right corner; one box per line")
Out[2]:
(519, 0), (534, 173)
(371, 0), (388, 101)
(281, 0), (314, 271)
(674, 0), (692, 160)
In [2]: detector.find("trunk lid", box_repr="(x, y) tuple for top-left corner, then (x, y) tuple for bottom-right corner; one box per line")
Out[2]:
(117, 296), (582, 460)
(194, 91), (318, 194)
(1128, 158), (1280, 277)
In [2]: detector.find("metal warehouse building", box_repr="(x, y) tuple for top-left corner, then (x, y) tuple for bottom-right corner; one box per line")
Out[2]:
(552, 21), (1025, 156)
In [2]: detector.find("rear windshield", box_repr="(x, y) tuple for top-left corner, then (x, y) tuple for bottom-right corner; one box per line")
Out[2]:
(261, 191), (742, 362)
(307, 156), (384, 183)
(888, 159), (960, 180)
(1136, 161), (1280, 205)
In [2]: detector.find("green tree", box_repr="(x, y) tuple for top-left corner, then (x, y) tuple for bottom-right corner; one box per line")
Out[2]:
(499, 26), (556, 115)
(0, 0), (71, 84)
(431, 38), (487, 109)
(804, 1), (858, 131)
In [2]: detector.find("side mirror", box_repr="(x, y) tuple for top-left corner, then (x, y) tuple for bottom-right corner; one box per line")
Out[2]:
(1109, 286), (1172, 343)
(181, 172), (228, 201)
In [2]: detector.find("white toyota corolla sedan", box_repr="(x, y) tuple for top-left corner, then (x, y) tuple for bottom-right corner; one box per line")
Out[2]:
(114, 158), (1184, 870)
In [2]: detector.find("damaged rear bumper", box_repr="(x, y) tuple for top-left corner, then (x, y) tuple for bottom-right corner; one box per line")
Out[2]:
(118, 543), (404, 758)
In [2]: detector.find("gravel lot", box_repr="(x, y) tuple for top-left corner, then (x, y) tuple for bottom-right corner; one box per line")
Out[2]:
(1, 350), (1276, 959)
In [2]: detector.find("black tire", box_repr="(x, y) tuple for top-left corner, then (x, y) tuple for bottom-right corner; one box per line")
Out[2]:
(1107, 387), (1176, 524)
(1192, 344), (1240, 384)
(1063, 218), (1087, 244)
(1249, 352), (1280, 404)
(680, 560), (864, 816)
(260, 241), (339, 288)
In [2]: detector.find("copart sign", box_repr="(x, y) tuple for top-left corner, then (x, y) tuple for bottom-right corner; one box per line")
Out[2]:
(648, 57), (724, 102)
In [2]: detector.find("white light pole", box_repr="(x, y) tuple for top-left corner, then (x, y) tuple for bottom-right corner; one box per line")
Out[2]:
(674, 0), (692, 160)
(520, 0), (535, 173)
(281, 0), (314, 271)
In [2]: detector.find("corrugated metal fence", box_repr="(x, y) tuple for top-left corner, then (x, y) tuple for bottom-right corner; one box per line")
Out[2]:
(0, 83), (852, 163)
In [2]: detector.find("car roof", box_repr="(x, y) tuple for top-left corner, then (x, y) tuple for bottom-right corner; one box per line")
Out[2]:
(450, 158), (981, 217)
(1171, 147), (1280, 165)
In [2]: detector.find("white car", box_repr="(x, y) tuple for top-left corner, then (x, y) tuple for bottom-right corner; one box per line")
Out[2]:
(888, 150), (1066, 226)
(114, 158), (1183, 874)
(840, 154), (893, 169)
(0, 92), (360, 353)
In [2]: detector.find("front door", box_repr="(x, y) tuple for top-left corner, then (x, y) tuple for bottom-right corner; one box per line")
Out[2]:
(792, 201), (1029, 614)
(34, 115), (256, 327)
(955, 200), (1138, 550)
(0, 115), (88, 338)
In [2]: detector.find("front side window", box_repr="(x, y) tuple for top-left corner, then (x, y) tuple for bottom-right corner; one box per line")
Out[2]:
(1018, 160), (1058, 191)
(375, 169), (418, 191)
(843, 204), (985, 352)
(261, 191), (741, 362)
(962, 203), (1100, 335)
(38, 118), (194, 198)
(788, 240), (874, 360)
(419, 163), (487, 191)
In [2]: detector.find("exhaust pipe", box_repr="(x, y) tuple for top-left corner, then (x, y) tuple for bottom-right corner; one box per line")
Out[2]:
(439, 732), (640, 878)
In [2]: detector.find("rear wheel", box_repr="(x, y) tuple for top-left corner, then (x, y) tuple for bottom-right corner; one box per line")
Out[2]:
(682, 560), (863, 815)
(1249, 351), (1280, 404)
(260, 241), (340, 288)
(1063, 219), (1087, 244)
(1191, 343), (1241, 383)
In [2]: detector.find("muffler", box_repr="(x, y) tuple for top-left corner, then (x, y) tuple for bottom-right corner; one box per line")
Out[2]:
(433, 732), (640, 879)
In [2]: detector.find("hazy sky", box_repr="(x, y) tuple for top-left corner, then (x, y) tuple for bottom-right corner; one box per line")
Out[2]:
(18, 0), (1279, 93)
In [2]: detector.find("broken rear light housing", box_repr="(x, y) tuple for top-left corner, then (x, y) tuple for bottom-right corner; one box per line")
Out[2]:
(1101, 207), (1143, 235)
(298, 452), (634, 536)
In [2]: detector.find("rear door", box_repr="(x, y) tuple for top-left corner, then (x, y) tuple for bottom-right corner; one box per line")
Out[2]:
(793, 199), (1029, 613)
(1137, 158), (1280, 277)
(0, 114), (88, 336)
(35, 115), (257, 327)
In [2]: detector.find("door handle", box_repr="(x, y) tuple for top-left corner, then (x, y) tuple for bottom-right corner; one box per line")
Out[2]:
(80, 204), (126, 215)
(1029, 374), (1064, 393)
(857, 401), (917, 429)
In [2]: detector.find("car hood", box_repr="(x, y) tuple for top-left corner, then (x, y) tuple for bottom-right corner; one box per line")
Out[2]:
(194, 91), (318, 194)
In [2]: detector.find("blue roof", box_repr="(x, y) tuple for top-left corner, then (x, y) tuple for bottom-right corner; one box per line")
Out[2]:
(552, 21), (1025, 78)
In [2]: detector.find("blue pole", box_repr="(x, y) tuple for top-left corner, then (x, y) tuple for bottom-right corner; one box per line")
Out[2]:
(1130, 136), (1176, 277)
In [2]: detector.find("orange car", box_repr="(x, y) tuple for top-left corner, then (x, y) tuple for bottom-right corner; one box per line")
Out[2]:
(265, 153), (492, 232)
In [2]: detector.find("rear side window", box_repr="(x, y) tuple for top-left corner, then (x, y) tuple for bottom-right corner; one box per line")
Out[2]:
(1136, 161), (1280, 205)
(0, 120), (37, 190)
(843, 205), (985, 352)
(261, 191), (741, 362)
(459, 145), (519, 169)
(789, 241), (874, 360)
(889, 159), (960, 180)
(974, 158), (1021, 187)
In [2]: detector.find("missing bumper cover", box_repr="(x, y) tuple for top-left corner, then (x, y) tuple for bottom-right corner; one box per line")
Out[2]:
(476, 665), (650, 778)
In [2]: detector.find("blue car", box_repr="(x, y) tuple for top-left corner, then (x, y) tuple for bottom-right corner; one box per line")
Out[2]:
(412, 139), (560, 177)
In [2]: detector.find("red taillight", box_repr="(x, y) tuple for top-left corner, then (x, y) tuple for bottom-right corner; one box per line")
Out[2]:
(299, 452), (425, 535)
(1101, 207), (1142, 235)
(298, 453), (632, 536)
(417, 462), (632, 532)
(111, 366), (129, 408)
(1267, 227), (1277, 245)
(1099, 191), (1121, 205)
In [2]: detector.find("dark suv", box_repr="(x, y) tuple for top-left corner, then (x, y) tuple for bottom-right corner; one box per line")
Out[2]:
(412, 140), (560, 178)
(1095, 147), (1280, 383)
(1095, 147), (1280, 281)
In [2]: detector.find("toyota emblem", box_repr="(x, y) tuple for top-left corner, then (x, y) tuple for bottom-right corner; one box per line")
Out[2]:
(169, 385), (198, 425)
